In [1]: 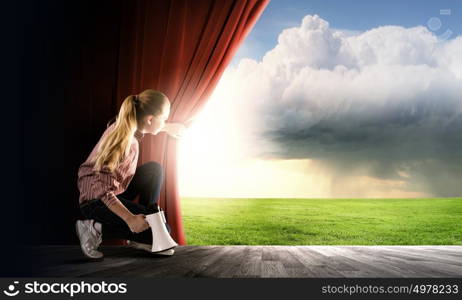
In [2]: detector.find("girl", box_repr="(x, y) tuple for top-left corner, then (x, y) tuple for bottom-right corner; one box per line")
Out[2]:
(76, 89), (186, 260)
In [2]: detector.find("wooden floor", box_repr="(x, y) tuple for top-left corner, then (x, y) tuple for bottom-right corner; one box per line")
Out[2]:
(25, 245), (462, 278)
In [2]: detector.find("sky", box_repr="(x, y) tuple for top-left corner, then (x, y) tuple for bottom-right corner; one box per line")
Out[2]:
(232, 0), (462, 64)
(177, 0), (462, 199)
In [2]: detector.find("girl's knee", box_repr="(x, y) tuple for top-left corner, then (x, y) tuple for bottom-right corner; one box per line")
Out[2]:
(145, 161), (163, 177)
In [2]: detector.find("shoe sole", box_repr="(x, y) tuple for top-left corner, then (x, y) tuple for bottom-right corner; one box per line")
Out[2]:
(152, 248), (175, 256)
(75, 221), (104, 261)
(128, 241), (175, 256)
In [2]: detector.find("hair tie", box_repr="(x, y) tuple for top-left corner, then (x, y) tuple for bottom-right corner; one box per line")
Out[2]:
(133, 95), (139, 104)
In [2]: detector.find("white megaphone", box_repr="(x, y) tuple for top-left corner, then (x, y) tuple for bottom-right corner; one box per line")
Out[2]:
(145, 208), (178, 253)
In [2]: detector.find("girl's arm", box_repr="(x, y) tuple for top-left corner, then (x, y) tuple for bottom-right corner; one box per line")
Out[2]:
(104, 192), (135, 222)
(102, 192), (150, 233)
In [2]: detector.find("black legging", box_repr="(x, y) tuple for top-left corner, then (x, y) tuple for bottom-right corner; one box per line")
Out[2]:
(79, 161), (169, 244)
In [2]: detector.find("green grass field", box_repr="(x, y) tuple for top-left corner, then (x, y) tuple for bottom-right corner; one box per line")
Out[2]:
(180, 197), (462, 245)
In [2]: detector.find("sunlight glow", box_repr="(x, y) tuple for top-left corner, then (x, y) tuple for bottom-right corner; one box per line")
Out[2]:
(177, 76), (331, 198)
(176, 74), (432, 199)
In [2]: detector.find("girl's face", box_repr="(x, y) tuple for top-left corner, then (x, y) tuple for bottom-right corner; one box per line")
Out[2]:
(142, 103), (170, 135)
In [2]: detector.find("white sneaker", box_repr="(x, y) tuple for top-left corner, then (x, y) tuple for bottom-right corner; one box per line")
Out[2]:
(127, 240), (175, 256)
(75, 219), (103, 260)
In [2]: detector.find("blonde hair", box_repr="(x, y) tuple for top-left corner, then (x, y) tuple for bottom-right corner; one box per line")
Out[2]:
(92, 89), (170, 173)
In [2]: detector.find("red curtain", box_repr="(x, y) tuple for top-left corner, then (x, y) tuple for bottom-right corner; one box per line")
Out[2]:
(114, 0), (269, 245)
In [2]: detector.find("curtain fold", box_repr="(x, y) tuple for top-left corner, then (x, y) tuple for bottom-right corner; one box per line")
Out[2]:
(115, 0), (269, 244)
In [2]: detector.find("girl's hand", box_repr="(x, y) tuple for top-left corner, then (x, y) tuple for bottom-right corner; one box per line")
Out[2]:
(126, 214), (150, 233)
(163, 122), (188, 139)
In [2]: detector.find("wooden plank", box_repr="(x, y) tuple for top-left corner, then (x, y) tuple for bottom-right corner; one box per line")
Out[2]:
(272, 246), (306, 268)
(81, 246), (200, 277)
(236, 246), (262, 278)
(261, 261), (289, 278)
(262, 246), (280, 261)
(40, 246), (136, 277)
(198, 246), (248, 278)
(321, 247), (408, 277)
(309, 247), (359, 271)
(154, 246), (227, 278)
(375, 246), (462, 266)
(286, 246), (330, 267)
(22, 245), (462, 278)
(287, 247), (345, 277)
(329, 246), (411, 276)
(218, 246), (255, 278)
(283, 247), (321, 278)
(362, 246), (462, 277)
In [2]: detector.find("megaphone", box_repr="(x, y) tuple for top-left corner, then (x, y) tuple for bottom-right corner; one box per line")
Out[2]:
(145, 208), (178, 253)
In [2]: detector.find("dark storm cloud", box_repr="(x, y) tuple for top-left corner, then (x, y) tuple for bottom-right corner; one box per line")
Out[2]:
(228, 15), (462, 196)
(255, 94), (462, 196)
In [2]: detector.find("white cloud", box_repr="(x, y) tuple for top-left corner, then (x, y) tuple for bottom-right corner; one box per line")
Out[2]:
(211, 14), (462, 197)
(331, 28), (362, 37)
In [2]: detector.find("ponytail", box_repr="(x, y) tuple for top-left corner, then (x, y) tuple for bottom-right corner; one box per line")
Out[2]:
(91, 89), (169, 174)
(92, 94), (138, 173)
